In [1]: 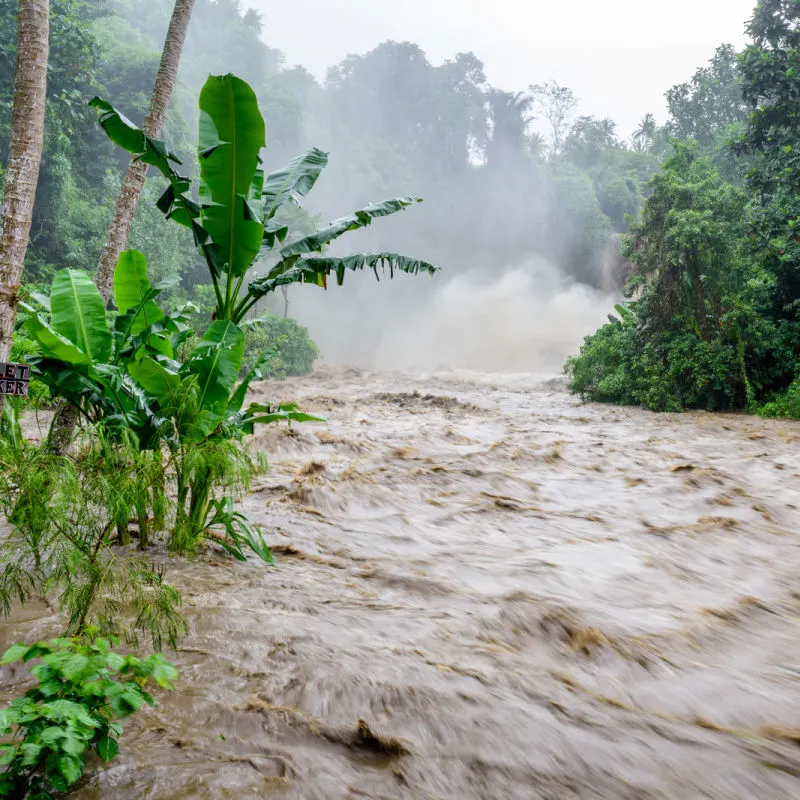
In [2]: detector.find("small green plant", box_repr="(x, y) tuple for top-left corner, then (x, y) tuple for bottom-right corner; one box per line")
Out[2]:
(0, 420), (187, 650)
(0, 636), (177, 799)
(756, 378), (800, 420)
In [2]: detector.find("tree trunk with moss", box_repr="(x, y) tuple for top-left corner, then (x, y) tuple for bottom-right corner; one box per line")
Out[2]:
(0, 0), (49, 367)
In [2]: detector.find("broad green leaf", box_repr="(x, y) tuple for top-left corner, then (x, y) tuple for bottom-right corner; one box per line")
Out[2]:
(128, 357), (180, 399)
(95, 735), (119, 763)
(150, 656), (179, 688)
(43, 700), (97, 729)
(145, 331), (174, 358)
(247, 252), (439, 302)
(29, 291), (51, 311)
(89, 97), (147, 154)
(89, 97), (181, 170)
(1, 643), (30, 664)
(114, 250), (163, 326)
(47, 755), (70, 793)
(198, 74), (266, 277)
(50, 270), (111, 363)
(262, 148), (329, 221)
(55, 753), (83, 785)
(0, 743), (17, 766)
(28, 359), (101, 415)
(260, 218), (289, 253)
(40, 727), (67, 747)
(19, 742), (43, 767)
(61, 654), (89, 681)
(181, 320), (246, 413)
(91, 97), (204, 257)
(280, 198), (421, 258)
(89, 363), (139, 415)
(21, 306), (91, 365)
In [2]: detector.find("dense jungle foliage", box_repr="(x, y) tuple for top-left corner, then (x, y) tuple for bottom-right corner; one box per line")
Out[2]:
(567, 0), (800, 416)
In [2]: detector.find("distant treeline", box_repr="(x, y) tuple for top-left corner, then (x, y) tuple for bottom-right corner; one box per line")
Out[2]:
(1, 0), (738, 293)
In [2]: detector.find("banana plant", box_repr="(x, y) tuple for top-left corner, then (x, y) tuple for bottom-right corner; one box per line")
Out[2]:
(20, 255), (187, 446)
(18, 251), (315, 558)
(90, 73), (440, 326)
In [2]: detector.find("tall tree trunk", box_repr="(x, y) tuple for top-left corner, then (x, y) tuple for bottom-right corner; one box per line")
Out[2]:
(0, 0), (49, 366)
(49, 0), (195, 452)
(94, 0), (196, 304)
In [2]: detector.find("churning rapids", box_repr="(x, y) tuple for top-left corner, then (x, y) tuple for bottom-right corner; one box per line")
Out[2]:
(3, 368), (800, 799)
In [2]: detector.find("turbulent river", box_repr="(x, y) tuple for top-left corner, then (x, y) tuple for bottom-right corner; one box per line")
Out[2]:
(3, 368), (800, 799)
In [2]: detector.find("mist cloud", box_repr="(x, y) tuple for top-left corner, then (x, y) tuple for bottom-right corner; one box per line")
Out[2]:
(273, 259), (617, 373)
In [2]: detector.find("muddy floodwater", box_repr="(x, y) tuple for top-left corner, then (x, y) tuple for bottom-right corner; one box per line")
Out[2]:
(3, 369), (800, 799)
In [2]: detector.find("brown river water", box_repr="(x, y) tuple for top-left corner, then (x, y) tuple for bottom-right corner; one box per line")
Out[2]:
(3, 367), (800, 799)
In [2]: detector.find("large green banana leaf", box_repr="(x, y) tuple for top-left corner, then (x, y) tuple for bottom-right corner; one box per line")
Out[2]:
(90, 97), (201, 237)
(181, 320), (246, 414)
(26, 357), (98, 408)
(128, 357), (181, 400)
(114, 250), (166, 337)
(50, 270), (112, 363)
(88, 98), (182, 169)
(198, 75), (266, 277)
(280, 198), (421, 258)
(21, 306), (92, 365)
(246, 252), (439, 301)
(262, 148), (329, 222)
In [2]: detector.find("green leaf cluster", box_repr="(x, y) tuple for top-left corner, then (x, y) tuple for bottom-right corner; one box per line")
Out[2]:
(566, 2), (800, 414)
(0, 637), (176, 799)
(18, 249), (316, 559)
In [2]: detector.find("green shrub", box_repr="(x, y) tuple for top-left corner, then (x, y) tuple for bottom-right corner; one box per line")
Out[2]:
(242, 315), (319, 379)
(0, 411), (187, 650)
(756, 378), (800, 419)
(566, 303), (756, 412)
(566, 141), (800, 415)
(0, 637), (176, 799)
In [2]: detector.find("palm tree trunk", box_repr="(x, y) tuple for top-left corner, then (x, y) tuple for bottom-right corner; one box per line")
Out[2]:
(49, 0), (195, 452)
(94, 0), (196, 304)
(0, 0), (49, 367)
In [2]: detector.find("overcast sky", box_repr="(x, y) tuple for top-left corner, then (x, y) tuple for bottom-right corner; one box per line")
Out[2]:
(243, 0), (755, 138)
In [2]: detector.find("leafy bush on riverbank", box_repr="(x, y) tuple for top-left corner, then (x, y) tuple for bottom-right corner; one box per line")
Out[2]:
(189, 285), (319, 379)
(0, 637), (176, 798)
(566, 2), (800, 416)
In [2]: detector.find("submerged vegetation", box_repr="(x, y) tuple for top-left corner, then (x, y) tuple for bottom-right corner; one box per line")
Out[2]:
(567, 0), (800, 415)
(0, 637), (177, 798)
